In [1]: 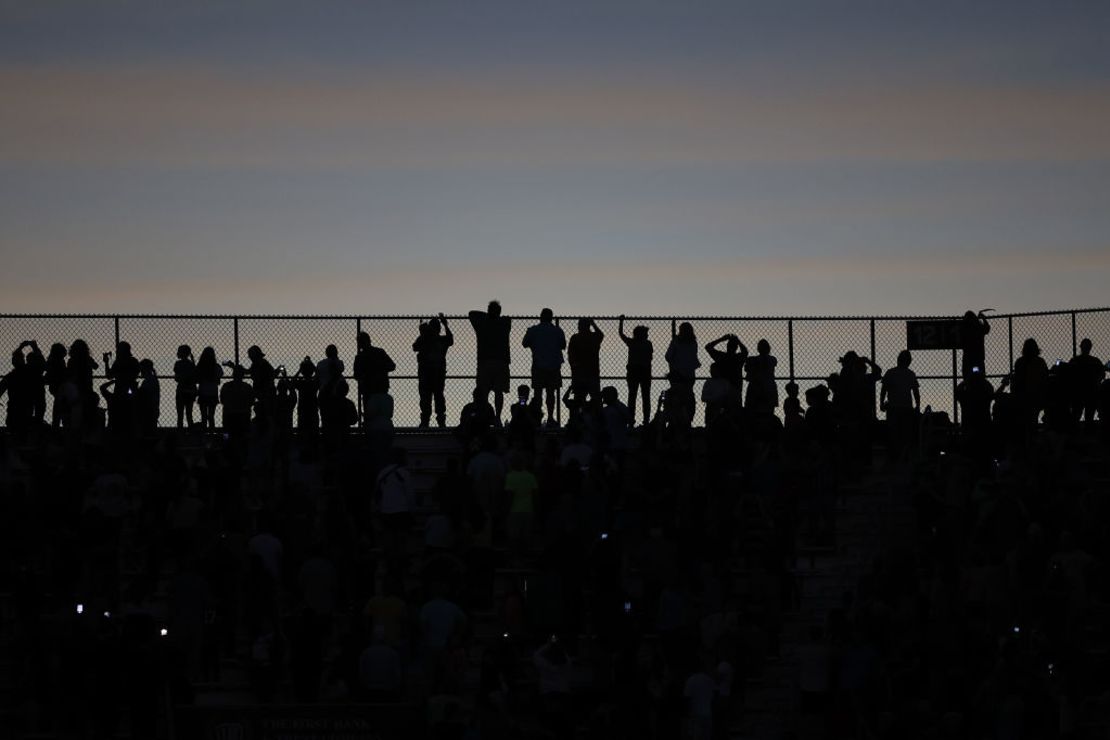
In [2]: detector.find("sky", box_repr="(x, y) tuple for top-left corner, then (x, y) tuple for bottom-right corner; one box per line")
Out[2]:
(2, 0), (1109, 316)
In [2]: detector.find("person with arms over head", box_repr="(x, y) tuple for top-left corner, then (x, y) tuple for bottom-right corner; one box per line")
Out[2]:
(195, 346), (223, 431)
(469, 300), (512, 424)
(173, 344), (198, 429)
(618, 315), (653, 427)
(880, 349), (920, 462)
(665, 319), (700, 425)
(522, 307), (566, 428)
(413, 313), (454, 428)
(705, 333), (747, 402)
(568, 317), (605, 409)
(960, 309), (991, 380)
(1068, 338), (1105, 425)
(353, 331), (396, 418)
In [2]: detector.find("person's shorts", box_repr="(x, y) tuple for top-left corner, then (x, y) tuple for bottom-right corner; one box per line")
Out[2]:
(477, 359), (510, 393)
(531, 365), (562, 390)
(418, 372), (446, 394)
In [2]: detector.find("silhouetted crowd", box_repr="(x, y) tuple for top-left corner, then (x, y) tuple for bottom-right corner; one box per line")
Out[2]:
(1, 306), (1109, 739)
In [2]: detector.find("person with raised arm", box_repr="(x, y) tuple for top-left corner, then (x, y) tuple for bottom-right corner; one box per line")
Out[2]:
(619, 315), (653, 427)
(522, 307), (566, 428)
(413, 313), (454, 428)
(960, 309), (991, 380)
(469, 300), (512, 424)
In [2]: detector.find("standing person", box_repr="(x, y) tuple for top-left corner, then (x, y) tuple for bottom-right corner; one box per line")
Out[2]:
(413, 314), (454, 428)
(1068, 338), (1105, 425)
(23, 340), (46, 424)
(316, 345), (345, 400)
(879, 350), (921, 461)
(173, 345), (198, 429)
(244, 345), (275, 423)
(292, 357), (319, 434)
(705, 333), (747, 402)
(1012, 338), (1049, 430)
(522, 308), (566, 427)
(960, 310), (991, 380)
(136, 359), (160, 434)
(0, 347), (34, 434)
(665, 319), (700, 425)
(45, 343), (68, 427)
(105, 341), (140, 394)
(104, 342), (140, 432)
(66, 338), (99, 429)
(745, 339), (779, 415)
(220, 365), (253, 440)
(618, 316), (653, 427)
(469, 300), (512, 424)
(195, 347), (223, 431)
(567, 317), (605, 409)
(353, 332), (396, 420)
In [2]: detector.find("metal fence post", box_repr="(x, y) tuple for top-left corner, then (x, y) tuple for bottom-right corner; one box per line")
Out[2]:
(233, 317), (240, 366)
(1071, 311), (1078, 357)
(356, 317), (363, 427)
(787, 319), (795, 383)
(113, 316), (120, 348)
(951, 349), (959, 425)
(869, 319), (877, 418)
(555, 316), (562, 427)
(1007, 316), (1014, 374)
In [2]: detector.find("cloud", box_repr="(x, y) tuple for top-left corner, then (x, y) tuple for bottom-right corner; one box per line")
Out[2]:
(4, 64), (1110, 172)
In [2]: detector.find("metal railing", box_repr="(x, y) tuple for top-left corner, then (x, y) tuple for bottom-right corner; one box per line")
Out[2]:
(1, 308), (1107, 427)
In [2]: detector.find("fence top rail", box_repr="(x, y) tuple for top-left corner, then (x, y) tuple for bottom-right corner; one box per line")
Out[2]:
(0, 307), (1107, 322)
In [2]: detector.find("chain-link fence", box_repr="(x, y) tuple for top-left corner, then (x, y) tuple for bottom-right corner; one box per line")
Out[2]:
(1, 309), (1106, 428)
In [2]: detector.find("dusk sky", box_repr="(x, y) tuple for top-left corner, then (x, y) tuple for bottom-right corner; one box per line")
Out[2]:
(3, 1), (1109, 316)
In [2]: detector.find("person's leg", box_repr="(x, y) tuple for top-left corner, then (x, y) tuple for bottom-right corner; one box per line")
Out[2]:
(433, 376), (447, 426)
(642, 377), (652, 425)
(418, 375), (432, 427)
(493, 390), (504, 422)
(545, 382), (557, 423)
(627, 375), (638, 425)
(185, 392), (195, 428)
